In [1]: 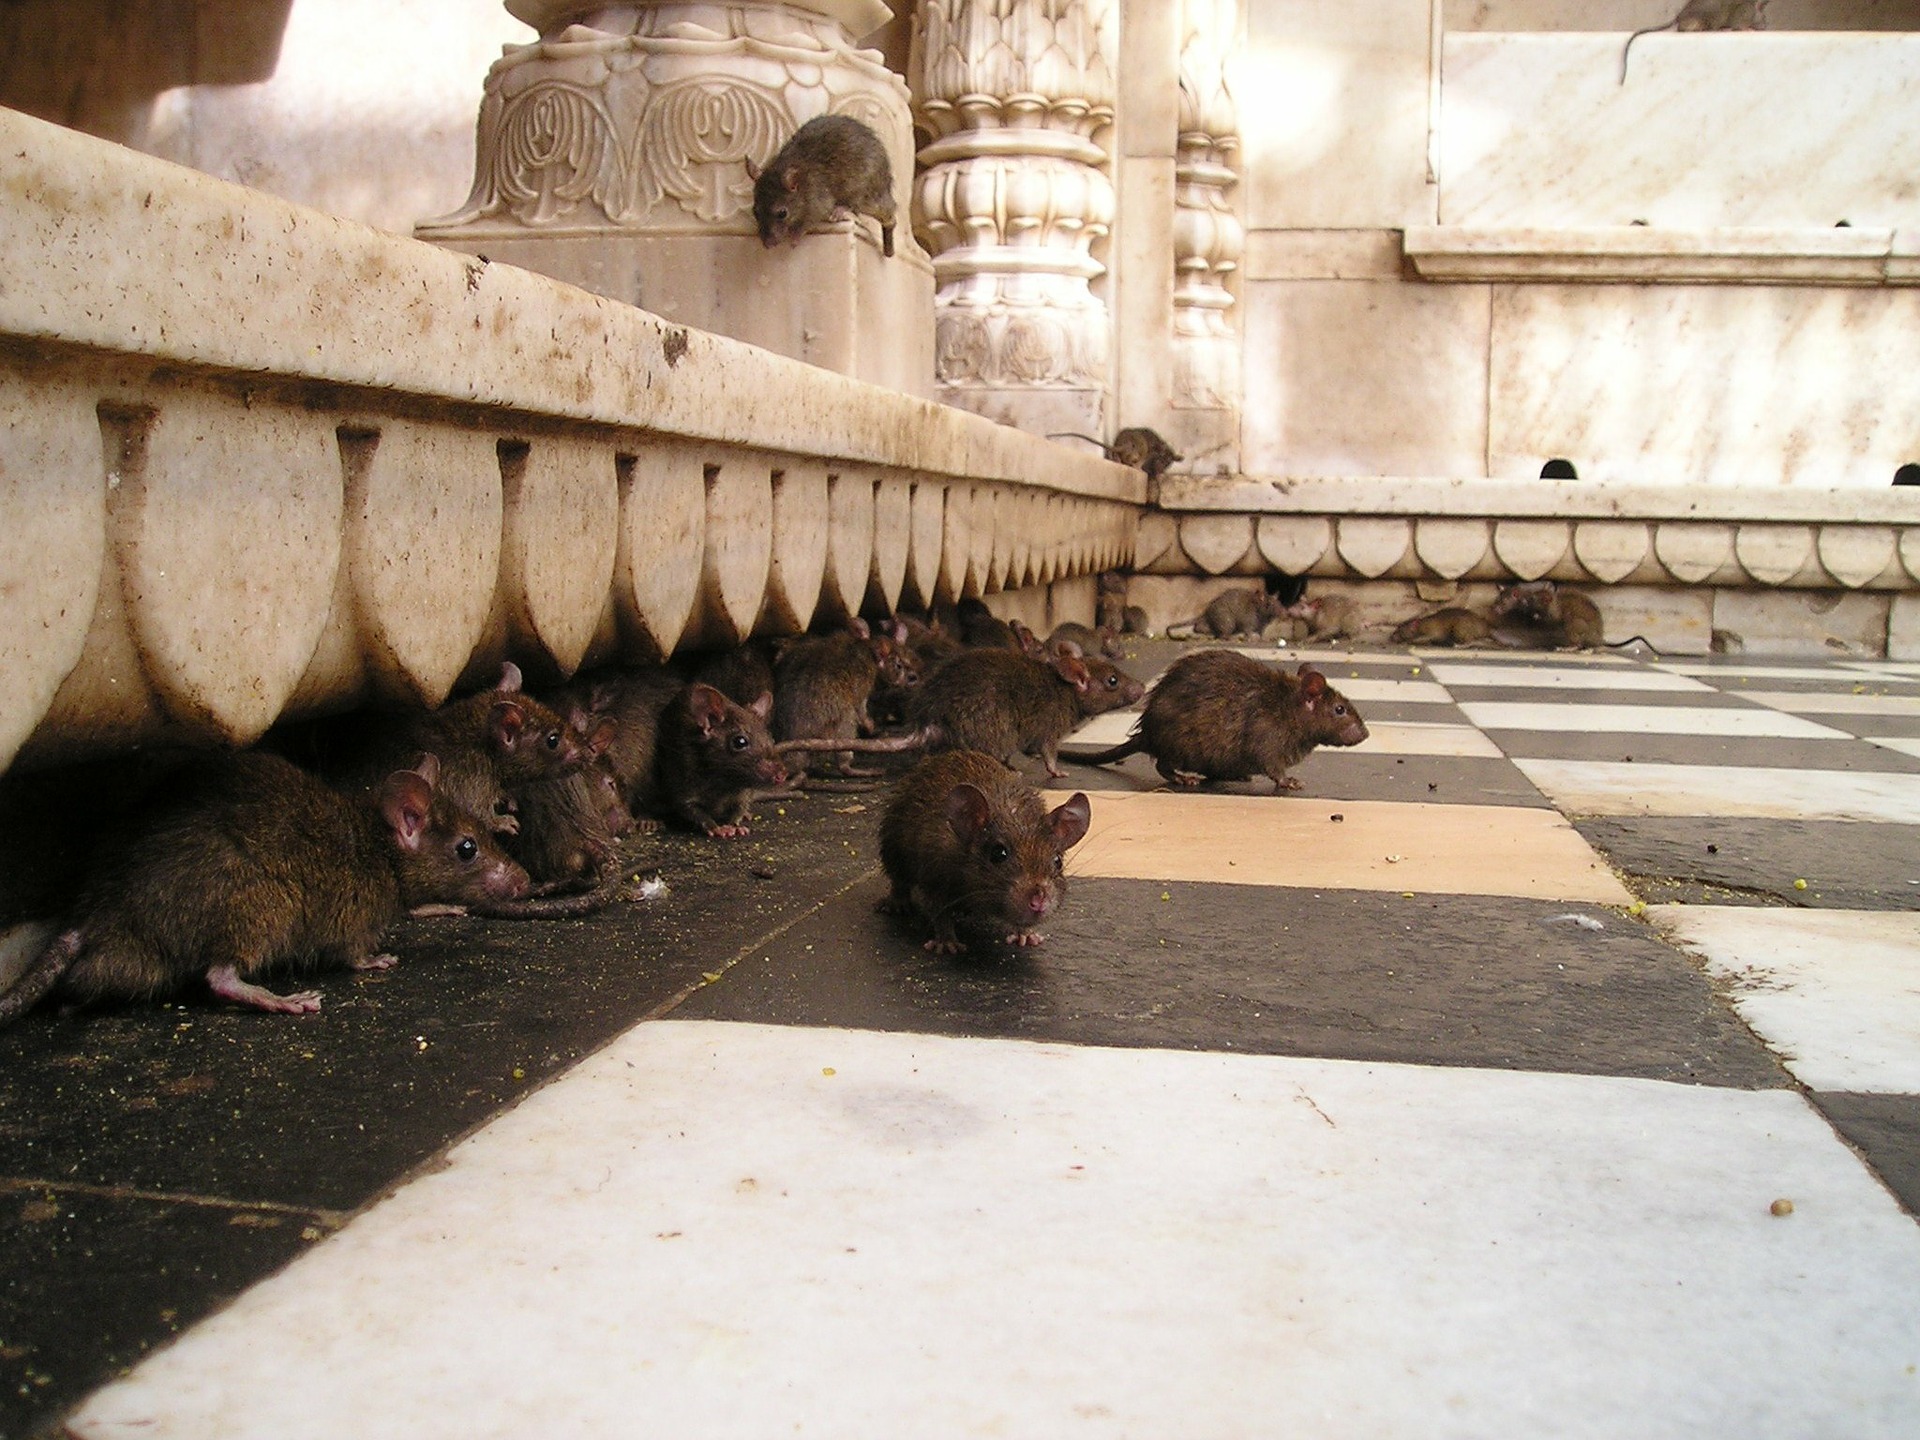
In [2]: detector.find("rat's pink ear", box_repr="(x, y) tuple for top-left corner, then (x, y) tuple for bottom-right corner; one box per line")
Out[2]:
(410, 753), (441, 789)
(744, 155), (762, 182)
(847, 616), (872, 640)
(1052, 652), (1091, 691)
(586, 717), (617, 760)
(750, 690), (774, 721)
(1049, 793), (1091, 852)
(491, 698), (527, 747)
(1298, 668), (1327, 699)
(688, 684), (730, 735)
(945, 783), (993, 845)
(378, 770), (436, 850)
(780, 164), (803, 193)
(496, 661), (524, 694)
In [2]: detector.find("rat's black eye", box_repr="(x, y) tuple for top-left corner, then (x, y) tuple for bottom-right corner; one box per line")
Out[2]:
(1104, 673), (1118, 688)
(987, 841), (1011, 864)
(1333, 704), (1347, 716)
(730, 731), (751, 751)
(1053, 854), (1065, 873)
(456, 837), (478, 862)
(544, 729), (563, 751)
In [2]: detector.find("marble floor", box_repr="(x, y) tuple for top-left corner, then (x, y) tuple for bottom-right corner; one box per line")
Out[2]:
(4, 641), (1918, 1439)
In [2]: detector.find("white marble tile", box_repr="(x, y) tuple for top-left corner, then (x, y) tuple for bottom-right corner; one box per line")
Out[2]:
(1427, 662), (1712, 692)
(1741, 691), (1920, 718)
(1345, 720), (1505, 758)
(1867, 736), (1920, 761)
(1460, 703), (1853, 739)
(1411, 646), (1633, 665)
(70, 1022), (1920, 1440)
(1514, 759), (1920, 823)
(1658, 662), (1885, 682)
(1844, 661), (1920, 677)
(1440, 34), (1920, 229)
(1649, 908), (1920, 1093)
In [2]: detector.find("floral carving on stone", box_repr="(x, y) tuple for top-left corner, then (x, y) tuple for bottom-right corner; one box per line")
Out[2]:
(421, 3), (914, 239)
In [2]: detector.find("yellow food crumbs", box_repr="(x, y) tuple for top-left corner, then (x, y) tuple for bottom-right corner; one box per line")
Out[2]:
(1793, 879), (1808, 891)
(702, 970), (723, 983)
(822, 1067), (836, 1077)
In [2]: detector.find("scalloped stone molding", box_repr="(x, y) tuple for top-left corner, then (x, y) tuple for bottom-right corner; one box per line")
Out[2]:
(0, 109), (1140, 771)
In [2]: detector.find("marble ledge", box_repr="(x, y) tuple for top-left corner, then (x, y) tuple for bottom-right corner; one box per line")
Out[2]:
(1160, 476), (1920, 527)
(0, 108), (1139, 507)
(1403, 227), (1909, 287)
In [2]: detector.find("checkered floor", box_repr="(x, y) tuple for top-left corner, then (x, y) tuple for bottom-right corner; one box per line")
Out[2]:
(14, 644), (1920, 1438)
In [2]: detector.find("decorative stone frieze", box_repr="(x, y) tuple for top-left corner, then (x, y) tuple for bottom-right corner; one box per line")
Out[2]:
(910, 0), (1119, 432)
(1152, 478), (1920, 613)
(418, 1), (932, 395)
(0, 108), (1141, 771)
(431, 1), (908, 238)
(1171, 0), (1242, 419)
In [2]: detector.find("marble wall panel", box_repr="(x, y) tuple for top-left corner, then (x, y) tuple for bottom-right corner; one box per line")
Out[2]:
(1443, 2), (1920, 28)
(1488, 286), (1920, 488)
(1242, 278), (1491, 478)
(1240, 0), (1439, 230)
(1713, 589), (1894, 657)
(1440, 34), (1920, 229)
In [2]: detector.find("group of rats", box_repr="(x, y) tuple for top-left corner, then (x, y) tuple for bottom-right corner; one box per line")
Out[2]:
(0, 583), (1384, 1020)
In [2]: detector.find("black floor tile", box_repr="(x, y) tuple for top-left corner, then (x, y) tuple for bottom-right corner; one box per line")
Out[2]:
(1488, 732), (1920, 772)
(1575, 817), (1920, 910)
(0, 1186), (316, 1440)
(1809, 1093), (1920, 1216)
(1056, 749), (1547, 807)
(673, 877), (1789, 1089)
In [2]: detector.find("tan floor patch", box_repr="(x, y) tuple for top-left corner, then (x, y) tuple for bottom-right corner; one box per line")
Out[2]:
(1049, 790), (1635, 905)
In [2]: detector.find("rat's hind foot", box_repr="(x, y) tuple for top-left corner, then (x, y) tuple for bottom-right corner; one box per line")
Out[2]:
(349, 952), (399, 972)
(1005, 930), (1047, 948)
(206, 964), (321, 1015)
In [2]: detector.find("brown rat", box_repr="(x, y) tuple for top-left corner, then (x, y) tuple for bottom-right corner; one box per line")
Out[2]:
(1621, 0), (1765, 83)
(751, 113), (897, 257)
(689, 640), (779, 710)
(1073, 649), (1368, 792)
(506, 714), (632, 887)
(878, 750), (1091, 955)
(1393, 607), (1496, 647)
(0, 750), (529, 1022)
(1095, 571), (1129, 633)
(1047, 621), (1124, 660)
(650, 682), (788, 838)
(1490, 581), (1654, 651)
(1171, 586), (1288, 641)
(1048, 428), (1182, 481)
(1289, 594), (1363, 642)
(957, 596), (1022, 651)
(908, 646), (1146, 779)
(773, 618), (916, 776)
(348, 662), (587, 839)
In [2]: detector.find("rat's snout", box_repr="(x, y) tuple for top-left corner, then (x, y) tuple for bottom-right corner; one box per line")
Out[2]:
(1121, 677), (1146, 704)
(1019, 882), (1057, 920)
(489, 857), (532, 901)
(1343, 717), (1370, 746)
(759, 757), (788, 786)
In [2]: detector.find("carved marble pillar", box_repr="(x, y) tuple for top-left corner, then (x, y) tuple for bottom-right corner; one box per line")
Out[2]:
(910, 0), (1119, 436)
(417, 0), (933, 396)
(1169, 0), (1242, 465)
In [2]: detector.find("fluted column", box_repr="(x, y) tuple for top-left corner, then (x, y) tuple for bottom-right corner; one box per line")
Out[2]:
(1170, 0), (1242, 459)
(910, 0), (1119, 436)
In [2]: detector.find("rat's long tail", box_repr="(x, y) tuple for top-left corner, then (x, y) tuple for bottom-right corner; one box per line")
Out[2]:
(0, 927), (81, 1026)
(1070, 733), (1147, 768)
